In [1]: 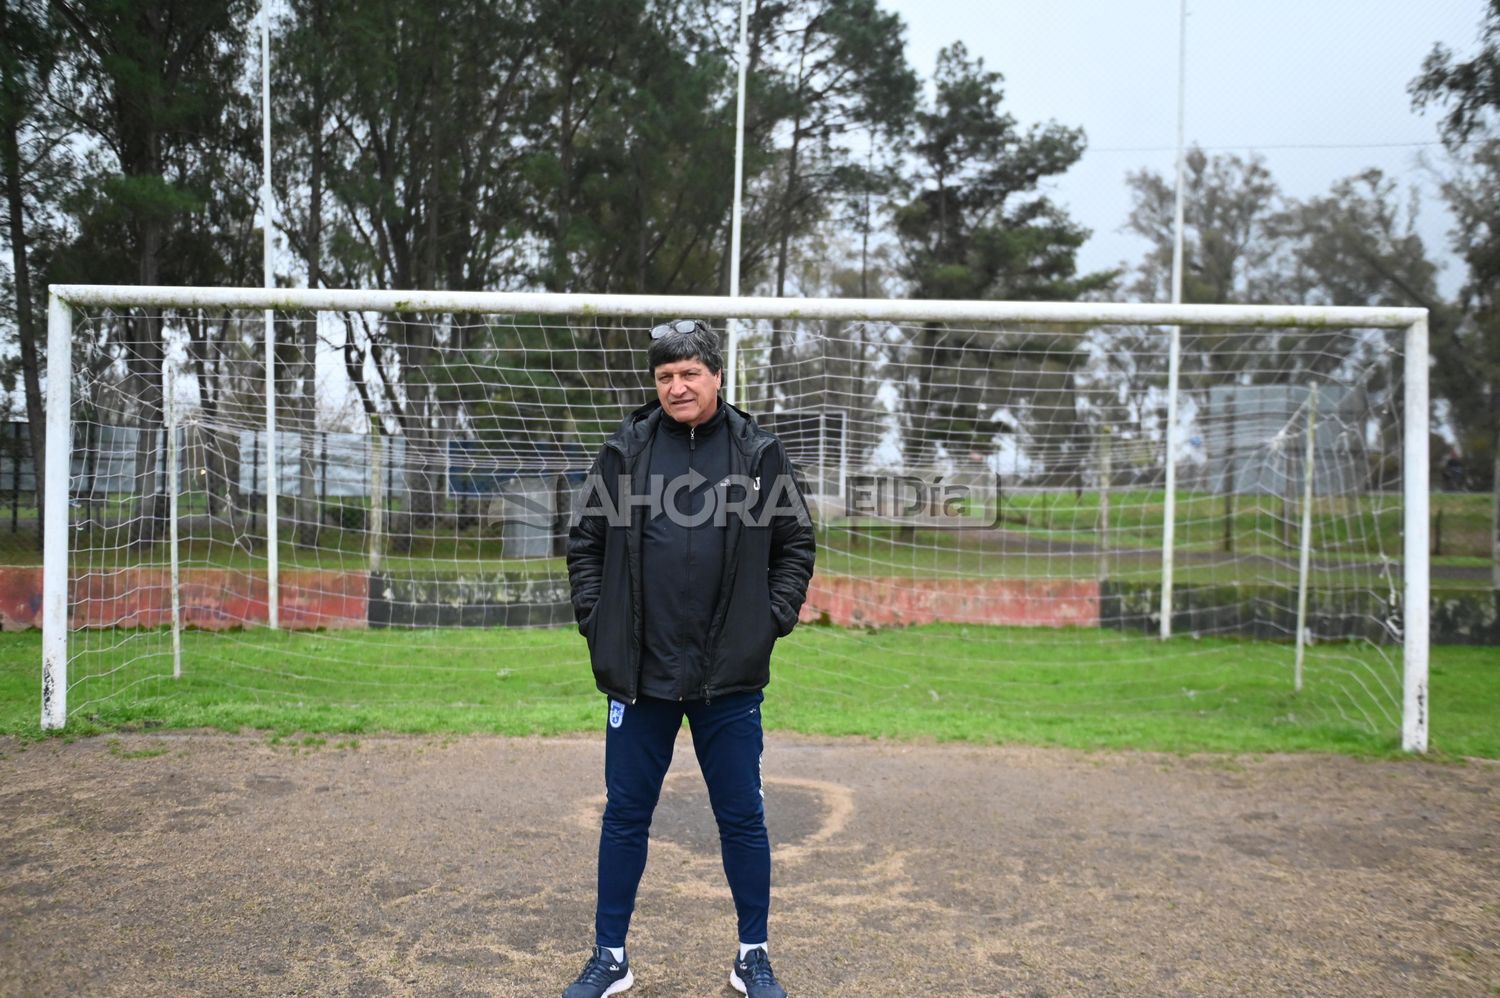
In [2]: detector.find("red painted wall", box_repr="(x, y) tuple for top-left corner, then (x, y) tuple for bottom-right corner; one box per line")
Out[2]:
(800, 576), (1100, 628)
(0, 567), (368, 631)
(0, 567), (1099, 631)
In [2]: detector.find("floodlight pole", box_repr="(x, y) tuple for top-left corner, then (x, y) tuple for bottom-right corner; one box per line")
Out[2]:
(260, 1), (279, 629)
(1160, 0), (1188, 640)
(1170, 0), (1188, 300)
(726, 0), (750, 406)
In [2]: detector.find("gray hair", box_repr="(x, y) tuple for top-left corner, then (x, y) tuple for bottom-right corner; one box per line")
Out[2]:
(648, 319), (723, 375)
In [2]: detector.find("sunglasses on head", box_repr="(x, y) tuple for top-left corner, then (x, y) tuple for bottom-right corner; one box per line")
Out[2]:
(650, 318), (708, 339)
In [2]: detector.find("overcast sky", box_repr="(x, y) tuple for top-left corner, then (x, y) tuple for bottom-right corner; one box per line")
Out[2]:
(881, 0), (1489, 298)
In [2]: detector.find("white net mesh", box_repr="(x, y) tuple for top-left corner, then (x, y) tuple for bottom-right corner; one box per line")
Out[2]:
(58, 305), (1409, 739)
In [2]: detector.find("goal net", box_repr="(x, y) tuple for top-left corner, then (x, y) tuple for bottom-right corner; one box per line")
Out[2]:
(40, 288), (1430, 750)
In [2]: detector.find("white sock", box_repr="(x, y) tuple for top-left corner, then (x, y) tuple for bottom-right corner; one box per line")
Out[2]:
(739, 942), (767, 959)
(601, 945), (625, 963)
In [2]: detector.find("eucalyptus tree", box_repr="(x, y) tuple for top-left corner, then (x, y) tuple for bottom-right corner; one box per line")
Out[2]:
(50, 0), (257, 544)
(892, 42), (1109, 469)
(1412, 0), (1500, 582)
(0, 0), (66, 542)
(1121, 146), (1292, 402)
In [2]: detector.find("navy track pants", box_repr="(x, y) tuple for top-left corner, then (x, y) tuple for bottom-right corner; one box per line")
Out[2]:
(594, 691), (769, 948)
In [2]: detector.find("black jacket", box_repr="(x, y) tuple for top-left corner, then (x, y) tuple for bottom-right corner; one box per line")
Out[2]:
(637, 403), (730, 700)
(566, 398), (817, 703)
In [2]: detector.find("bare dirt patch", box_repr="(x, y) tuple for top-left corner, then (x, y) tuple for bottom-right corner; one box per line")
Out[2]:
(1, 732), (1496, 996)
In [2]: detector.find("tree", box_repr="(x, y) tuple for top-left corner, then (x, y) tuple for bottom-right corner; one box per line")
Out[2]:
(1125, 148), (1283, 307)
(0, 0), (65, 545)
(531, 0), (740, 295)
(51, 0), (257, 545)
(746, 0), (917, 401)
(1123, 147), (1289, 395)
(761, 0), (916, 299)
(892, 43), (1110, 467)
(896, 43), (1104, 302)
(280, 0), (546, 529)
(271, 0), (342, 546)
(1412, 0), (1500, 586)
(1276, 170), (1443, 312)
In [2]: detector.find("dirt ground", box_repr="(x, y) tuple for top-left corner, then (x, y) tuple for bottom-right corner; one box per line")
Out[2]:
(1, 732), (1496, 998)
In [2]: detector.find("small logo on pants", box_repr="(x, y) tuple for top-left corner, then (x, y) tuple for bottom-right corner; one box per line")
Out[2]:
(609, 699), (625, 729)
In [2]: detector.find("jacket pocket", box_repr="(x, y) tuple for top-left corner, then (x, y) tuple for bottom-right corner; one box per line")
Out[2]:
(770, 597), (795, 638)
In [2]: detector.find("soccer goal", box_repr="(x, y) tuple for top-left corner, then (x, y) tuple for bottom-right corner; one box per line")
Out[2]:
(40, 286), (1430, 751)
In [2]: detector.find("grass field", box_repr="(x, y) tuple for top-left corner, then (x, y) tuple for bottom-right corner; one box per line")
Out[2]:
(1, 489), (1490, 587)
(2, 624), (1494, 758)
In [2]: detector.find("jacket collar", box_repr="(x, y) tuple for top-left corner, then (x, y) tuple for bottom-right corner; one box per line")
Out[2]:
(658, 399), (727, 438)
(608, 396), (764, 458)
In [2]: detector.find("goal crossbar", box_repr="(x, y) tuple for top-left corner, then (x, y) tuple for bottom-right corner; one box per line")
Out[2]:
(41, 285), (1431, 751)
(49, 283), (1426, 328)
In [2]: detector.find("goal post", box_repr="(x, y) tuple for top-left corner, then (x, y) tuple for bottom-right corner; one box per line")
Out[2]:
(1403, 314), (1430, 753)
(40, 285), (1430, 751)
(41, 292), (71, 731)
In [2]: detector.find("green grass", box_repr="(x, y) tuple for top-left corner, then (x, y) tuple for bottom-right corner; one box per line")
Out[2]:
(0, 489), (1484, 586)
(1, 625), (1494, 758)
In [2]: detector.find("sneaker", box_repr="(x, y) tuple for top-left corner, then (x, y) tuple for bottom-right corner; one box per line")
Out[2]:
(730, 947), (787, 998)
(563, 945), (633, 997)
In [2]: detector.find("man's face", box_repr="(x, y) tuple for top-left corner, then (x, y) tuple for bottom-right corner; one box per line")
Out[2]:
(655, 356), (722, 426)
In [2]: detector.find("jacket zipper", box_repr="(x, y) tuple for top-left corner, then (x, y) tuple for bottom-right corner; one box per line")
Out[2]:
(606, 406), (771, 705)
(701, 434), (775, 699)
(683, 422), (695, 700)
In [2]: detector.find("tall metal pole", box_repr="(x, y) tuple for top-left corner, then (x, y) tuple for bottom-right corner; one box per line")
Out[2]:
(1402, 318), (1430, 753)
(1170, 0), (1188, 308)
(261, 2), (279, 629)
(726, 0), (750, 405)
(369, 414), (385, 573)
(1160, 0), (1188, 640)
(166, 365), (182, 679)
(41, 295), (72, 730)
(1294, 384), (1318, 692)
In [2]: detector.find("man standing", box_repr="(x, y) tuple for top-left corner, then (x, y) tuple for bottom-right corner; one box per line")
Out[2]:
(563, 319), (815, 998)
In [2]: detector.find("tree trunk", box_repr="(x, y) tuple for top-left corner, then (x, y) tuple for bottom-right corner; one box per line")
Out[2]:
(769, 122), (804, 409)
(188, 312), (245, 543)
(1491, 431), (1499, 590)
(295, 65), (326, 549)
(294, 321), (320, 547)
(553, 68), (575, 292)
(0, 90), (46, 551)
(128, 222), (167, 548)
